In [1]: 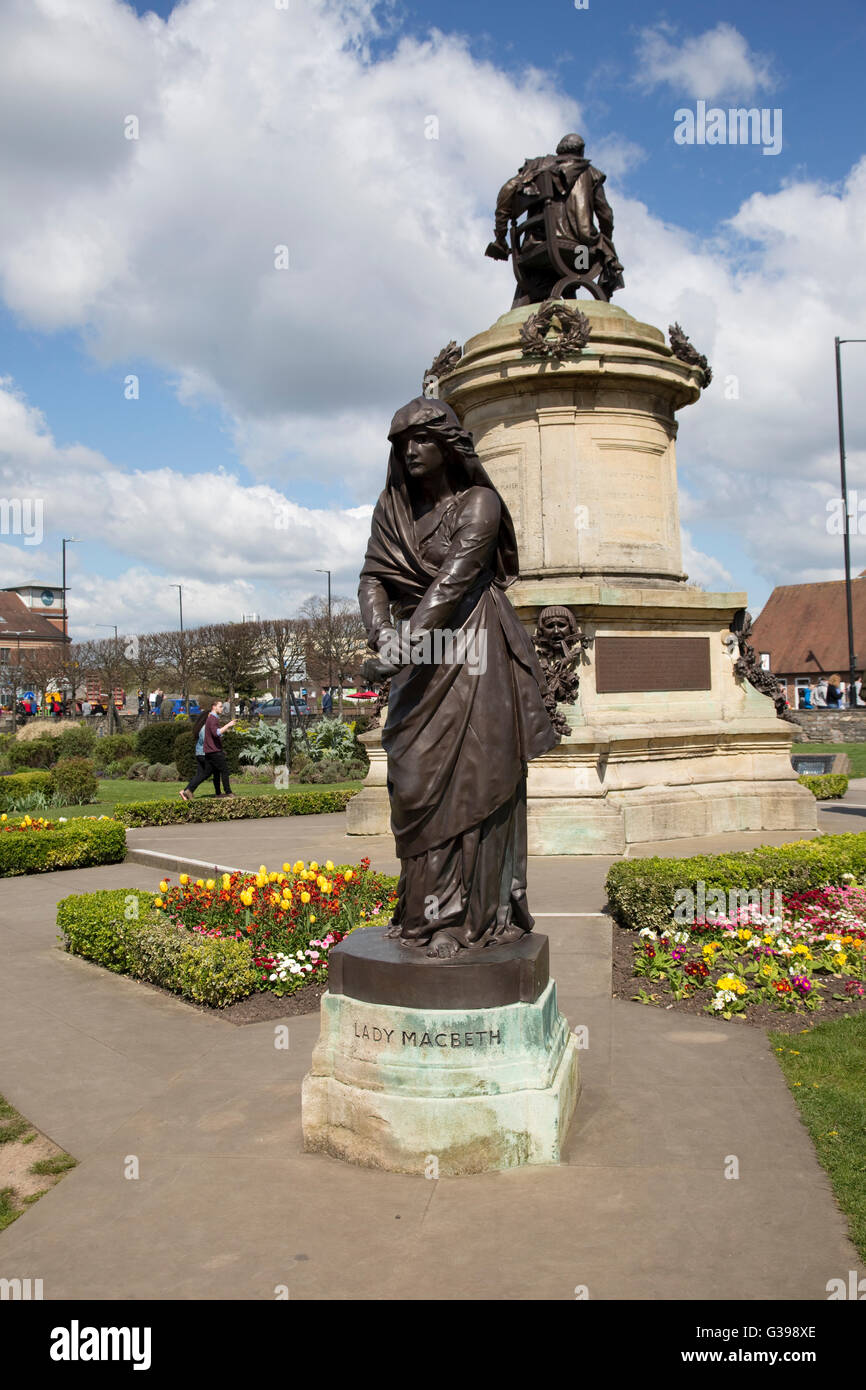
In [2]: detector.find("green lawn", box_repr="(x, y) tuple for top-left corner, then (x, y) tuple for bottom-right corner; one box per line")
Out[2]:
(55, 777), (364, 819)
(805, 743), (866, 777)
(770, 1014), (866, 1261)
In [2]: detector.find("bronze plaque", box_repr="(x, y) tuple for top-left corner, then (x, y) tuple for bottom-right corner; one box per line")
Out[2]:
(595, 637), (711, 694)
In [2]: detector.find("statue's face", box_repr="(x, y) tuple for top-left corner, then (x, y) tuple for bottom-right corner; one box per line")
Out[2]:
(402, 428), (446, 482)
(541, 611), (575, 640)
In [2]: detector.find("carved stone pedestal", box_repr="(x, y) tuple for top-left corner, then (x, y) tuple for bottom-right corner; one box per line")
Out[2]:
(301, 927), (579, 1175)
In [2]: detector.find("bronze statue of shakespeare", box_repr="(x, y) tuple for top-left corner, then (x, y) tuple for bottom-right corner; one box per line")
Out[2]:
(359, 397), (558, 959)
(485, 133), (624, 304)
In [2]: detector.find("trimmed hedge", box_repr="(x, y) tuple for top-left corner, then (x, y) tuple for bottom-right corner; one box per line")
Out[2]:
(115, 788), (358, 827)
(56, 890), (258, 1007)
(0, 817), (126, 877)
(0, 770), (53, 808)
(605, 832), (866, 933)
(798, 773), (849, 800)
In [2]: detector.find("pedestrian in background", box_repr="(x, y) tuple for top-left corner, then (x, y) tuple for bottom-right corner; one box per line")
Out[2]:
(826, 674), (843, 707)
(201, 698), (236, 797)
(180, 711), (220, 801)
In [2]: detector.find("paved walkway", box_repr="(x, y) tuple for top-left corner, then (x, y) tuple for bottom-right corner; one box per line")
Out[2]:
(0, 802), (862, 1299)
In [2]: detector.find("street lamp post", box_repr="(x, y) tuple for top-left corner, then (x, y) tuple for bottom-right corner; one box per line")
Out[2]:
(315, 568), (333, 701)
(834, 337), (866, 706)
(170, 584), (187, 713)
(61, 537), (77, 642)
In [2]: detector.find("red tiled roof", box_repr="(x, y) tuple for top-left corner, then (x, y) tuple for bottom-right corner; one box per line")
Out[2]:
(0, 592), (69, 643)
(750, 578), (866, 676)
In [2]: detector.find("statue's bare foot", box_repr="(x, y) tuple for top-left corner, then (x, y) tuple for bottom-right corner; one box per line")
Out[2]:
(385, 922), (403, 939)
(426, 931), (460, 960)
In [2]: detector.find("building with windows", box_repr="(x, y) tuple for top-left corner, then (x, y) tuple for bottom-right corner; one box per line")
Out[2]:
(749, 573), (866, 707)
(0, 590), (71, 705)
(2, 583), (66, 633)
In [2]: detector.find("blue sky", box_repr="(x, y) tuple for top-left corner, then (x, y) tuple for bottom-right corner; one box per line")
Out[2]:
(1, 0), (865, 635)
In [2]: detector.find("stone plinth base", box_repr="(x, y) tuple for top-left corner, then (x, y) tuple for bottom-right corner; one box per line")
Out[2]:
(302, 928), (579, 1175)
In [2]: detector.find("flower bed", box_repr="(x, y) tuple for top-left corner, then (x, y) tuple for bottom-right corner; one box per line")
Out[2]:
(57, 857), (398, 1009)
(115, 788), (357, 827)
(0, 813), (126, 877)
(613, 881), (866, 1025)
(605, 832), (866, 935)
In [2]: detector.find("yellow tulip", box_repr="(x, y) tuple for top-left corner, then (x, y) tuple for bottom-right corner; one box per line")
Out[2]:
(154, 897), (163, 908)
(159, 879), (169, 892)
(180, 873), (190, 885)
(310, 861), (319, 872)
(310, 914), (316, 924)
(293, 860), (304, 873)
(344, 869), (353, 882)
(325, 860), (334, 871)
(206, 879), (215, 890)
(195, 878), (204, 887)
(282, 862), (291, 872)
(301, 891), (311, 904)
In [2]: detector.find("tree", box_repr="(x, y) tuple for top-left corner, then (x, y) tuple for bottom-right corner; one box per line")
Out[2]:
(196, 622), (263, 717)
(300, 596), (367, 713)
(152, 627), (203, 716)
(76, 635), (130, 732)
(257, 617), (308, 779)
(123, 632), (166, 722)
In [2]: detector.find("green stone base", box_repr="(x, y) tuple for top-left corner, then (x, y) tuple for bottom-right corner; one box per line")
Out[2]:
(301, 980), (580, 1175)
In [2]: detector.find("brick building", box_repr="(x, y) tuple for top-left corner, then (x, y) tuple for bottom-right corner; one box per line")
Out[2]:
(750, 572), (866, 707)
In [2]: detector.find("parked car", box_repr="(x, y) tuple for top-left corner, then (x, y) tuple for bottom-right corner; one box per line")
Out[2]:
(171, 699), (201, 717)
(255, 698), (310, 720)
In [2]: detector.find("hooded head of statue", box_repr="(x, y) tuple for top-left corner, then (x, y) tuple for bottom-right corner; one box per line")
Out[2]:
(377, 396), (519, 590)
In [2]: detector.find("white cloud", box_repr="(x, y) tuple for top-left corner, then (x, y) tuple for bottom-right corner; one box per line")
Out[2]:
(0, 379), (372, 636)
(635, 23), (776, 102)
(0, 0), (864, 613)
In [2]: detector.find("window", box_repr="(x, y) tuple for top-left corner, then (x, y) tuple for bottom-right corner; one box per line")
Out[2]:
(759, 653), (771, 671)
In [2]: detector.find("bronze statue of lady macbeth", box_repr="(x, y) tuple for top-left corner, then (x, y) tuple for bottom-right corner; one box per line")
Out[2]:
(359, 397), (558, 960)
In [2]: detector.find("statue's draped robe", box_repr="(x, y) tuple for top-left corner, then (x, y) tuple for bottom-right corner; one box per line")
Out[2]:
(359, 397), (557, 949)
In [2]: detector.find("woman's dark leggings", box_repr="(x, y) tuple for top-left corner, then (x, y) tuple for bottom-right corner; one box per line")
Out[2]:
(185, 755), (220, 796)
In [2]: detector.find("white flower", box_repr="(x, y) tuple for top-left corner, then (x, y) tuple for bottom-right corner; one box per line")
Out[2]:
(639, 928), (658, 940)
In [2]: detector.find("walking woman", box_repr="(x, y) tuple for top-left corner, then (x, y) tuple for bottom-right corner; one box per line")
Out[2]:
(180, 710), (216, 800)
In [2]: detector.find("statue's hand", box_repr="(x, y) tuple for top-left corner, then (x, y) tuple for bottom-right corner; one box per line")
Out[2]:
(485, 240), (510, 262)
(361, 655), (400, 686)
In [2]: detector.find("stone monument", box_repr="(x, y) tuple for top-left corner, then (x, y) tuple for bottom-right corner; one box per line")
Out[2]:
(302, 396), (579, 1174)
(348, 134), (817, 853)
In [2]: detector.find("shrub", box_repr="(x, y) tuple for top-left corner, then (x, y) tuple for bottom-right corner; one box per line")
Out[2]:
(296, 755), (367, 784)
(304, 717), (360, 763)
(115, 788), (358, 827)
(103, 757), (139, 779)
(605, 832), (866, 934)
(127, 760), (149, 780)
(799, 773), (849, 800)
(0, 770), (53, 809)
(49, 757), (99, 805)
(56, 725), (97, 759)
(143, 762), (177, 782)
(7, 738), (58, 770)
(136, 722), (185, 764)
(174, 727), (242, 780)
(92, 733), (136, 769)
(0, 817), (126, 877)
(57, 890), (258, 1006)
